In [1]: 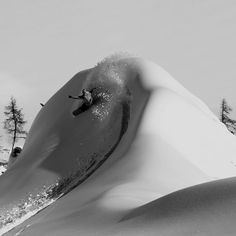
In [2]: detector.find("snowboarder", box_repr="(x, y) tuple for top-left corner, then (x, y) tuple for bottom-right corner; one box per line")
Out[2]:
(68, 89), (93, 106)
(68, 89), (93, 116)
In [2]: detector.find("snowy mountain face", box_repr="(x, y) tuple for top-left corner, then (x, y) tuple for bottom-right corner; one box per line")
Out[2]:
(1, 55), (236, 235)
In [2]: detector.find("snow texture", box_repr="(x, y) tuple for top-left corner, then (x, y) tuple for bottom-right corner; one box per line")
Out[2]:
(1, 55), (236, 235)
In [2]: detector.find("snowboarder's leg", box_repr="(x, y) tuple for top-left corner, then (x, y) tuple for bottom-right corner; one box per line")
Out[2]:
(72, 102), (90, 116)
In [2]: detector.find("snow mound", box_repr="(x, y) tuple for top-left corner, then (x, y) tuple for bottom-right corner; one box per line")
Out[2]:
(1, 55), (236, 235)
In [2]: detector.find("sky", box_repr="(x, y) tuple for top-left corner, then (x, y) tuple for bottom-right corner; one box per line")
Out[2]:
(0, 0), (236, 151)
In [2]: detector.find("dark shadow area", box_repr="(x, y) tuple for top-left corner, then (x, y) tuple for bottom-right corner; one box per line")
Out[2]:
(60, 90), (131, 197)
(72, 102), (91, 116)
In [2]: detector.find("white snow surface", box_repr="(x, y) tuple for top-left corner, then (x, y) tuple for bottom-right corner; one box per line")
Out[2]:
(0, 166), (6, 176)
(1, 55), (236, 235)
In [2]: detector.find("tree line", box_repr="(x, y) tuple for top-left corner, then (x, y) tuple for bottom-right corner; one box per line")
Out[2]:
(0, 96), (235, 156)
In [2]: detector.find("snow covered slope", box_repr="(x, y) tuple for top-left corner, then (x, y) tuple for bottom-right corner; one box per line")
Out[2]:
(1, 55), (236, 235)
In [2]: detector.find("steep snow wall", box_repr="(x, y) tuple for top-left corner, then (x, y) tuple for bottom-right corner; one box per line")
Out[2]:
(1, 55), (236, 235)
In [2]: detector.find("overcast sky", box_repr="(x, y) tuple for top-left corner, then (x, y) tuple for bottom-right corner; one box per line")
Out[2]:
(0, 0), (236, 149)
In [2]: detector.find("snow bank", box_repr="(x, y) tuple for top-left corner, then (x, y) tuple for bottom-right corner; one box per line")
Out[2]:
(1, 55), (236, 235)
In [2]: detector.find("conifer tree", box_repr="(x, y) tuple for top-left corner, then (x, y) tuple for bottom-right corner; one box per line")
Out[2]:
(3, 97), (27, 151)
(220, 98), (236, 134)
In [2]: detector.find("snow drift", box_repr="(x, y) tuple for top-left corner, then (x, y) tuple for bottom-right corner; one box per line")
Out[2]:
(1, 55), (236, 235)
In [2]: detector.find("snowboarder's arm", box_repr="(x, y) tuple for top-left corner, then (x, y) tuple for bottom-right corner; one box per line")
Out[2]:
(68, 95), (80, 99)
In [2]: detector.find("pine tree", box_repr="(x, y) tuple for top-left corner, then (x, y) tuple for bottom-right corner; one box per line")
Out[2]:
(3, 97), (27, 152)
(220, 98), (236, 134)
